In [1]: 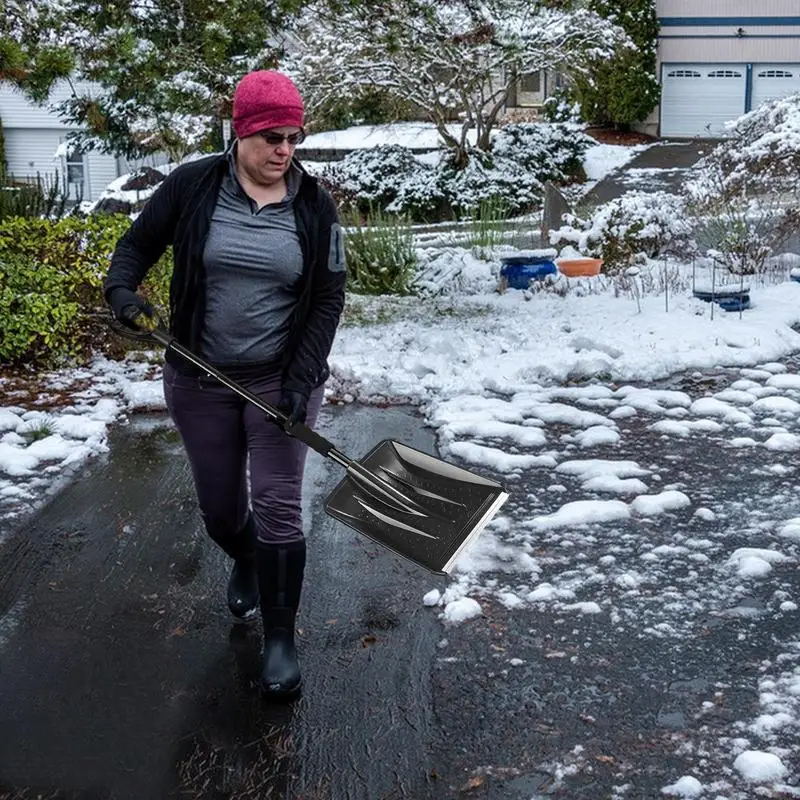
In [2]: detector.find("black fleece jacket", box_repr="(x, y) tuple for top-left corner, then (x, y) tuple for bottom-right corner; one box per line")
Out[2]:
(104, 153), (346, 397)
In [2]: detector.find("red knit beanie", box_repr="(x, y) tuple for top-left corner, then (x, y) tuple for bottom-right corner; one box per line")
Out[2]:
(232, 70), (305, 139)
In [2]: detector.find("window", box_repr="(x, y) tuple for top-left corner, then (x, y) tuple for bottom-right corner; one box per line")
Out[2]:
(62, 143), (86, 201)
(429, 65), (457, 84)
(514, 69), (545, 107)
(758, 69), (793, 78)
(518, 71), (541, 94)
(707, 70), (743, 78)
(667, 70), (702, 78)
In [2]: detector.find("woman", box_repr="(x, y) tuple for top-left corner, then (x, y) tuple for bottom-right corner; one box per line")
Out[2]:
(104, 70), (346, 700)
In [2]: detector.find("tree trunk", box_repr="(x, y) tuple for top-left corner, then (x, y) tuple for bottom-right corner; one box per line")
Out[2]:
(477, 129), (492, 151)
(452, 145), (470, 170)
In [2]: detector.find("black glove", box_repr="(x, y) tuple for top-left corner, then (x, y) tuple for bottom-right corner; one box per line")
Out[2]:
(108, 287), (153, 329)
(276, 389), (309, 428)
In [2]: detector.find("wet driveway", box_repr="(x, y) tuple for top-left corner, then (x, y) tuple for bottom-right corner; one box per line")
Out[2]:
(1, 361), (800, 799)
(0, 406), (444, 800)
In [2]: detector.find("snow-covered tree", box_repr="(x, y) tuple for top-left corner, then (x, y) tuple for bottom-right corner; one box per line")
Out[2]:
(0, 1), (75, 100)
(3, 0), (300, 161)
(286, 0), (629, 168)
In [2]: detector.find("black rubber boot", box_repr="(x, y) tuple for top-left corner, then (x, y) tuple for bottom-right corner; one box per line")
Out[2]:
(256, 539), (306, 700)
(209, 516), (259, 623)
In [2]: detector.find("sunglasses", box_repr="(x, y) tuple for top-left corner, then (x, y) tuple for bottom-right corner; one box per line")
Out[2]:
(258, 130), (306, 146)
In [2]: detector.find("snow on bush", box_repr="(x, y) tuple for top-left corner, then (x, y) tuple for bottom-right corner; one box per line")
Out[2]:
(434, 148), (543, 217)
(322, 144), (431, 212)
(690, 91), (800, 200)
(388, 147), (543, 219)
(541, 89), (583, 124)
(549, 190), (695, 272)
(685, 92), (800, 275)
(492, 122), (592, 184)
(323, 122), (591, 221)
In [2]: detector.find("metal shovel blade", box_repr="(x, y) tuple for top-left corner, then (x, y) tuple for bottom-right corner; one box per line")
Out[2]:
(324, 440), (509, 574)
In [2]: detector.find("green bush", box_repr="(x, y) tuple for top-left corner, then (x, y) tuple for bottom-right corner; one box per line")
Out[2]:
(343, 207), (418, 296)
(572, 0), (660, 127)
(0, 252), (81, 363)
(0, 214), (172, 366)
(492, 122), (591, 185)
(541, 89), (583, 123)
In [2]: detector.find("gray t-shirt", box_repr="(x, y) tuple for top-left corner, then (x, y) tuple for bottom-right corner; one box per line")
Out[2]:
(199, 150), (304, 366)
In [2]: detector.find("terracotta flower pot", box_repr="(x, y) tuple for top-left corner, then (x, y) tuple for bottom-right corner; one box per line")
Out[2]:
(556, 258), (604, 277)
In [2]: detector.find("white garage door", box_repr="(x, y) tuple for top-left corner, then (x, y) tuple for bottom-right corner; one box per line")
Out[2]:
(661, 65), (746, 138)
(751, 65), (800, 110)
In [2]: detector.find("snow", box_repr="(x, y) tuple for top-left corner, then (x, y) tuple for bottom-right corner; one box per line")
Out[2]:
(583, 142), (650, 183)
(630, 490), (691, 516)
(727, 548), (793, 579)
(661, 776), (704, 797)
(732, 750), (788, 782)
(531, 499), (631, 530)
(2, 123), (800, 796)
(443, 596), (482, 624)
(299, 122), (486, 151)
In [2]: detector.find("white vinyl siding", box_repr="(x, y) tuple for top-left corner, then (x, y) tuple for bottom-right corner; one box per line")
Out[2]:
(0, 79), (102, 129)
(660, 64), (746, 137)
(86, 150), (120, 201)
(658, 36), (800, 64)
(751, 65), (800, 109)
(0, 78), (174, 201)
(4, 129), (69, 185)
(3, 128), (120, 201)
(657, 0), (800, 17)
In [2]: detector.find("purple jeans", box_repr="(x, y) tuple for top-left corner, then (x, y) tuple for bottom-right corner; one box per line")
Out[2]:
(163, 362), (324, 544)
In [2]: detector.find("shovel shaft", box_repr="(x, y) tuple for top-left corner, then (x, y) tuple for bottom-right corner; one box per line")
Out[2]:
(150, 327), (352, 466)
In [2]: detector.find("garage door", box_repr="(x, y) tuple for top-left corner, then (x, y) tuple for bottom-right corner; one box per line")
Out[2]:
(660, 65), (746, 138)
(751, 65), (800, 110)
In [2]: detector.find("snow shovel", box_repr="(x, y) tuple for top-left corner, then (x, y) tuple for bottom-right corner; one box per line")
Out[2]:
(112, 315), (509, 574)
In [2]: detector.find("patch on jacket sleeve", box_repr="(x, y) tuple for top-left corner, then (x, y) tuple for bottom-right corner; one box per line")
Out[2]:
(328, 223), (346, 273)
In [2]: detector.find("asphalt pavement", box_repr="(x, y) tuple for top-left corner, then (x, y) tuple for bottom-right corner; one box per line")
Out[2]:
(1, 359), (799, 798)
(0, 405), (446, 800)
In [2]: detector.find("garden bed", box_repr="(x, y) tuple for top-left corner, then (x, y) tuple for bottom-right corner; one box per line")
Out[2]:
(586, 127), (657, 146)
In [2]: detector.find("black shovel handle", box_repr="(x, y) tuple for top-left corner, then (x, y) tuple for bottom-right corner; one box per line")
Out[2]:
(110, 315), (348, 464)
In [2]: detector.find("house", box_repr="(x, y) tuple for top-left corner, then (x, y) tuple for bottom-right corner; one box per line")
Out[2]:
(504, 69), (566, 120)
(505, 1), (800, 139)
(0, 78), (168, 202)
(653, 0), (800, 137)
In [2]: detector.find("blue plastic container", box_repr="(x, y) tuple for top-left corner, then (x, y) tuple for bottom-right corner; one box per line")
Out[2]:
(693, 288), (750, 312)
(500, 257), (557, 289)
(717, 296), (751, 312)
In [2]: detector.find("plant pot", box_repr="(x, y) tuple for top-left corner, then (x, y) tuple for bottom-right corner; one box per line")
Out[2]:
(499, 256), (557, 290)
(556, 258), (603, 277)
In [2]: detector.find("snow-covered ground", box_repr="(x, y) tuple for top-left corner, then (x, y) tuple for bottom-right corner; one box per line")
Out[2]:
(2, 129), (799, 796)
(298, 121), (487, 151)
